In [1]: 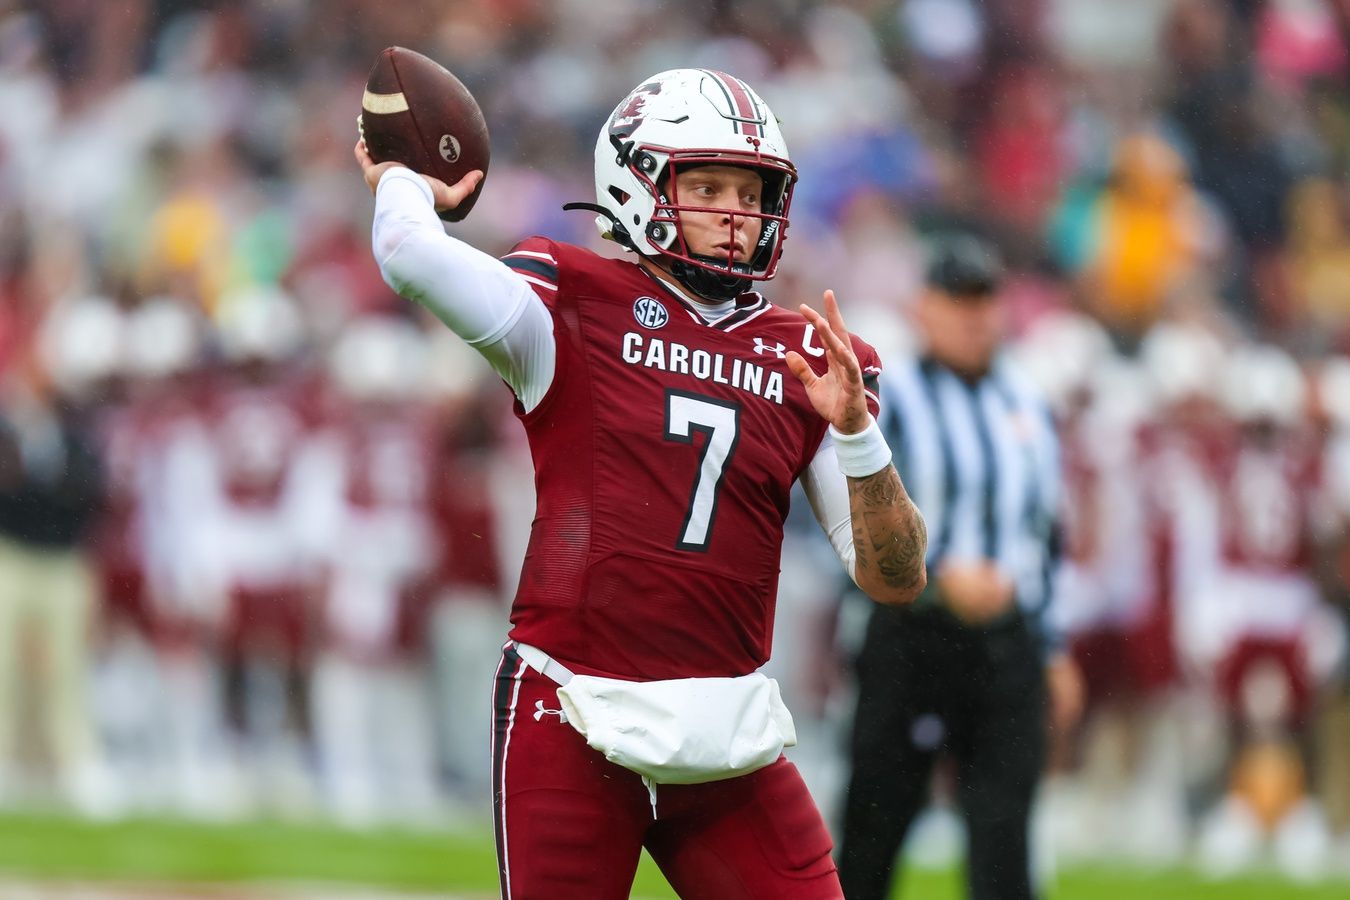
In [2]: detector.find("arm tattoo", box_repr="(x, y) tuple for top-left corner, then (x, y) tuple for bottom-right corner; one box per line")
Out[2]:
(848, 464), (928, 597)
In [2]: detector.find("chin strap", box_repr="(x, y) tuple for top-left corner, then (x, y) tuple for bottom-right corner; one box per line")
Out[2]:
(671, 257), (752, 302)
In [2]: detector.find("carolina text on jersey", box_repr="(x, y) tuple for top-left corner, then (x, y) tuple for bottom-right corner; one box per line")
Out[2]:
(620, 331), (786, 405)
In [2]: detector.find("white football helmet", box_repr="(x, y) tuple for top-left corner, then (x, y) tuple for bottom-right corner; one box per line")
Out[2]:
(38, 295), (124, 397)
(124, 297), (202, 380)
(1219, 344), (1306, 427)
(1013, 311), (1113, 415)
(580, 68), (797, 300)
(216, 284), (304, 362)
(1139, 322), (1225, 407)
(328, 316), (428, 403)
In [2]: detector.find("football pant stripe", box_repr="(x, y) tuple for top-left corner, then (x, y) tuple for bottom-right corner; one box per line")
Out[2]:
(492, 643), (527, 900)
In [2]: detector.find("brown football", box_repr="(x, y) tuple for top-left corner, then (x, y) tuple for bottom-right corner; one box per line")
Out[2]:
(360, 46), (490, 222)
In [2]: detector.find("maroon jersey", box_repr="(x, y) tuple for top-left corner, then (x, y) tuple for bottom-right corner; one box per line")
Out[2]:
(501, 238), (881, 680)
(201, 373), (319, 509)
(338, 408), (435, 513)
(1210, 430), (1321, 574)
(87, 400), (151, 630)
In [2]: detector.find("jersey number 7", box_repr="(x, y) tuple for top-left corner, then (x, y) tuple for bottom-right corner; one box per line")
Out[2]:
(664, 390), (741, 552)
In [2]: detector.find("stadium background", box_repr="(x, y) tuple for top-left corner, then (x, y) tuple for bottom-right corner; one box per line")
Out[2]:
(1, 0), (1350, 897)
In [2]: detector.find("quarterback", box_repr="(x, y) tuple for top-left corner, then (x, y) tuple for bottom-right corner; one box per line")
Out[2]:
(357, 68), (927, 899)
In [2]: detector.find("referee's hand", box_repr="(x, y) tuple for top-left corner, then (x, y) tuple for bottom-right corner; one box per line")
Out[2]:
(937, 561), (1014, 625)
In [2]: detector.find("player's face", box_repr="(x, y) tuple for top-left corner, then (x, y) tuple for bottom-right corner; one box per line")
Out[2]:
(918, 288), (1004, 376)
(671, 165), (764, 264)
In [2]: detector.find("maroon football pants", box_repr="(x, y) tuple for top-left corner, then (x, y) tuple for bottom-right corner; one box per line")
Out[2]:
(490, 643), (842, 899)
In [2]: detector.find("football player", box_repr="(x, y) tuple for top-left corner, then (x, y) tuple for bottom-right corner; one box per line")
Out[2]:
(196, 286), (329, 810)
(309, 315), (445, 825)
(1185, 345), (1343, 877)
(357, 68), (927, 899)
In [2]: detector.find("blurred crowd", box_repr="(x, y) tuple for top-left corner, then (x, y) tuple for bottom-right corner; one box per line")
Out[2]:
(1, 0), (1350, 882)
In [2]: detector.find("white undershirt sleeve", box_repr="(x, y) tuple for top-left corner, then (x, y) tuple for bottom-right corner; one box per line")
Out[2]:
(800, 433), (859, 583)
(372, 167), (557, 412)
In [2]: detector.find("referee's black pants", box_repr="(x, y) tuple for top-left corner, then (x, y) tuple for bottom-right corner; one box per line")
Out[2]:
(837, 603), (1046, 900)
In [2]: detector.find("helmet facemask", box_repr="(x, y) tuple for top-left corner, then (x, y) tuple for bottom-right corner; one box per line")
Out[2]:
(576, 69), (798, 303)
(644, 149), (794, 301)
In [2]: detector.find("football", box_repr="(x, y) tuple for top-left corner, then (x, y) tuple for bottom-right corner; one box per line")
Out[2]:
(359, 46), (490, 222)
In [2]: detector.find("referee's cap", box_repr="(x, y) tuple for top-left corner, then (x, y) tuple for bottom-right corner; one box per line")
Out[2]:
(924, 234), (1004, 298)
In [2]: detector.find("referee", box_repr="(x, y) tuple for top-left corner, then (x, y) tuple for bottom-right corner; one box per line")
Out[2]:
(837, 235), (1083, 900)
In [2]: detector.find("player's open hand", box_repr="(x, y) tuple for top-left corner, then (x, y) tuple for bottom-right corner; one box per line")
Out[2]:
(786, 290), (869, 435)
(354, 139), (483, 213)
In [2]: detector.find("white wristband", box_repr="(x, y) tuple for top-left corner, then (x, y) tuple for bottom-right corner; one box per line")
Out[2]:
(830, 414), (892, 478)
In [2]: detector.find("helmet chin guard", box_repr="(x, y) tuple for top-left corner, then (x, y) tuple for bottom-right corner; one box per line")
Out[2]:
(578, 69), (797, 300)
(670, 256), (753, 302)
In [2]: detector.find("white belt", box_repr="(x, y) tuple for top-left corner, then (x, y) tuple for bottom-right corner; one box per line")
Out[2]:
(515, 642), (575, 686)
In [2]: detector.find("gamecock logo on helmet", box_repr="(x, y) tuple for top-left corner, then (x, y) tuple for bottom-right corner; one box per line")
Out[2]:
(608, 81), (663, 139)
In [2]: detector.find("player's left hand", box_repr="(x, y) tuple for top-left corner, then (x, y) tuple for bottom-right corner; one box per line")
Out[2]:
(786, 290), (869, 434)
(1046, 652), (1085, 735)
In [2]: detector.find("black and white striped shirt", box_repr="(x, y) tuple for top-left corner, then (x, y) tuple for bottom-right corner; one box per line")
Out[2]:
(880, 353), (1064, 650)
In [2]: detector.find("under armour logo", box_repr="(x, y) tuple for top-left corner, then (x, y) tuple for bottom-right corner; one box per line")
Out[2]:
(533, 699), (568, 724)
(753, 337), (786, 358)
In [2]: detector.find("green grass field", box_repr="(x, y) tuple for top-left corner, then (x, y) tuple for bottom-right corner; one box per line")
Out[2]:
(0, 812), (1344, 899)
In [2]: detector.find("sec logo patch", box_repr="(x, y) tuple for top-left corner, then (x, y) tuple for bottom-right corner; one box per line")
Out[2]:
(633, 296), (669, 329)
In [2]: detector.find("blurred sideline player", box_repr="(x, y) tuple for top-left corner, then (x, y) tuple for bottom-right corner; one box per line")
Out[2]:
(1018, 313), (1189, 864)
(307, 315), (444, 826)
(192, 286), (331, 813)
(87, 296), (225, 814)
(1185, 344), (1346, 879)
(357, 68), (928, 898)
(0, 298), (109, 814)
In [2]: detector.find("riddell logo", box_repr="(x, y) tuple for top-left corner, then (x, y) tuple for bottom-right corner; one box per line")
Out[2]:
(633, 296), (669, 329)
